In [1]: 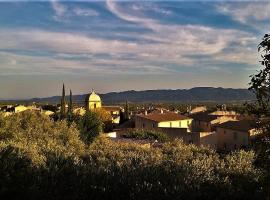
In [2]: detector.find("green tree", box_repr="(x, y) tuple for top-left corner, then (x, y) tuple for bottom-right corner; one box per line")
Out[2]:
(248, 34), (270, 198)
(119, 100), (129, 125)
(67, 89), (73, 122)
(60, 84), (66, 119)
(124, 100), (129, 120)
(79, 110), (103, 143)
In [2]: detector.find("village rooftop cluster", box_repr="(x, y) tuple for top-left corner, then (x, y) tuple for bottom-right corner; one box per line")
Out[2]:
(0, 87), (260, 152)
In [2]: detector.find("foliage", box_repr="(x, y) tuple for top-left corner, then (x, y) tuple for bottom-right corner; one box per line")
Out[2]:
(125, 129), (168, 142)
(94, 108), (113, 132)
(60, 84), (66, 119)
(67, 90), (73, 122)
(248, 34), (270, 198)
(78, 110), (103, 143)
(0, 111), (266, 199)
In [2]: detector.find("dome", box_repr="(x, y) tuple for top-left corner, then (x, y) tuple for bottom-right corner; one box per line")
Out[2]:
(85, 91), (102, 111)
(88, 91), (101, 102)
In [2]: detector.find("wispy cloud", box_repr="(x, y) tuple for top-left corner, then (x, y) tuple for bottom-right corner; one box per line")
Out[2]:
(51, 1), (99, 22)
(217, 2), (270, 26)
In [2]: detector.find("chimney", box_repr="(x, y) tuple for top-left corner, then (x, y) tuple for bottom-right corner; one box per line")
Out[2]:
(160, 109), (163, 114)
(145, 110), (148, 115)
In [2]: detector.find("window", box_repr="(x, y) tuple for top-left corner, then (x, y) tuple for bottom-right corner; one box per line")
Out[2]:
(170, 122), (172, 127)
(179, 121), (181, 127)
(152, 123), (155, 128)
(94, 103), (96, 108)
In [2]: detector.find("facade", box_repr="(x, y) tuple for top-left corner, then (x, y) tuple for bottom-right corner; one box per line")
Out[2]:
(190, 112), (237, 132)
(135, 112), (193, 132)
(216, 120), (258, 151)
(85, 91), (102, 111)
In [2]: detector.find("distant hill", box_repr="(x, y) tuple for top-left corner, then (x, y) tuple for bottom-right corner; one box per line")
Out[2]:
(28, 87), (255, 104)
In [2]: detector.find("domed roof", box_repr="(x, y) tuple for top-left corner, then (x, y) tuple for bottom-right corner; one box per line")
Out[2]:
(85, 91), (101, 102)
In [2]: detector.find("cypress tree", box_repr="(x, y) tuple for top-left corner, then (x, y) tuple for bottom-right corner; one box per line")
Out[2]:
(60, 83), (66, 119)
(68, 89), (73, 121)
(124, 100), (129, 121)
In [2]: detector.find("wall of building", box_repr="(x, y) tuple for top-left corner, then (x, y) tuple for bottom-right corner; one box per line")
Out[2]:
(216, 127), (249, 151)
(199, 132), (217, 149)
(89, 101), (102, 110)
(14, 105), (28, 113)
(192, 116), (237, 132)
(158, 119), (192, 131)
(135, 116), (159, 129)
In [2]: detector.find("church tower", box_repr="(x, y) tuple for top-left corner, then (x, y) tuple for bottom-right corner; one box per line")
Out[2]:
(85, 90), (102, 111)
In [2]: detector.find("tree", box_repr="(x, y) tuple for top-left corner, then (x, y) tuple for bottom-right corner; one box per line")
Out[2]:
(67, 90), (73, 122)
(119, 100), (129, 125)
(79, 110), (103, 143)
(124, 100), (130, 120)
(248, 34), (270, 198)
(60, 84), (66, 119)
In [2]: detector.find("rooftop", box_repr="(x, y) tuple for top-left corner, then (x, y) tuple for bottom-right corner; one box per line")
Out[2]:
(190, 112), (219, 122)
(217, 120), (256, 132)
(137, 112), (190, 122)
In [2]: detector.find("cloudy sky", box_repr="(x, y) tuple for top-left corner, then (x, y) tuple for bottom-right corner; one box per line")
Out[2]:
(0, 0), (268, 99)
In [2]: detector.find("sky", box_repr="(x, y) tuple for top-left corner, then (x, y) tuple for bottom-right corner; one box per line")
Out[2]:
(0, 0), (269, 99)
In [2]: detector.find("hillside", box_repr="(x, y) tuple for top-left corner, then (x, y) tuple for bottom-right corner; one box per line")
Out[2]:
(28, 87), (255, 104)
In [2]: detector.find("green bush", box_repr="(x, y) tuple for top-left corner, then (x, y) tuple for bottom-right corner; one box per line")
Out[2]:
(0, 111), (266, 200)
(125, 129), (168, 142)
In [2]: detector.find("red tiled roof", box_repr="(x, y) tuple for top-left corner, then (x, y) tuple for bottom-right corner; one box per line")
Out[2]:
(103, 106), (121, 112)
(137, 112), (190, 122)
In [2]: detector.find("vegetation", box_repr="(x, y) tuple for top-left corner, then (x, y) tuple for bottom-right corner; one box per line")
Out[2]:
(248, 34), (270, 198)
(0, 111), (266, 199)
(77, 110), (103, 143)
(67, 89), (73, 122)
(125, 129), (168, 142)
(1, 35), (270, 200)
(60, 83), (66, 119)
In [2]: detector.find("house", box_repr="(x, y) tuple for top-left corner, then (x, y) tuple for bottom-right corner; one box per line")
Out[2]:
(216, 120), (258, 151)
(188, 106), (207, 114)
(135, 112), (193, 132)
(190, 112), (237, 132)
(6, 105), (28, 113)
(103, 106), (121, 115)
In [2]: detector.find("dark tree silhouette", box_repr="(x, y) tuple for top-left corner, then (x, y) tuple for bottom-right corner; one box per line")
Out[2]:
(68, 90), (73, 122)
(60, 84), (66, 119)
(249, 34), (270, 198)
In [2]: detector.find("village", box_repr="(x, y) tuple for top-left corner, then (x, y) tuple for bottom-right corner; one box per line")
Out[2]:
(0, 87), (259, 152)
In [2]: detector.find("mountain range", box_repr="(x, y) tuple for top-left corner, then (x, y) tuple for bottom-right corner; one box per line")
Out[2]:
(28, 87), (255, 104)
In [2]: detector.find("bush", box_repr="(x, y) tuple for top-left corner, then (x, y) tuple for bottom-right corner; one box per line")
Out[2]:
(0, 111), (265, 199)
(125, 129), (168, 142)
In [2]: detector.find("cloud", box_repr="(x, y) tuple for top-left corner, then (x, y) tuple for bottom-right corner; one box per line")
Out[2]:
(73, 7), (99, 17)
(0, 1), (260, 77)
(217, 2), (270, 24)
(51, 1), (99, 22)
(51, 0), (68, 21)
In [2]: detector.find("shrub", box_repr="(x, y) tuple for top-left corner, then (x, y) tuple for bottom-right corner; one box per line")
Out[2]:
(125, 129), (168, 142)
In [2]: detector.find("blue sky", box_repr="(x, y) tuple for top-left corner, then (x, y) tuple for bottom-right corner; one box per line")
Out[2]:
(0, 0), (268, 99)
